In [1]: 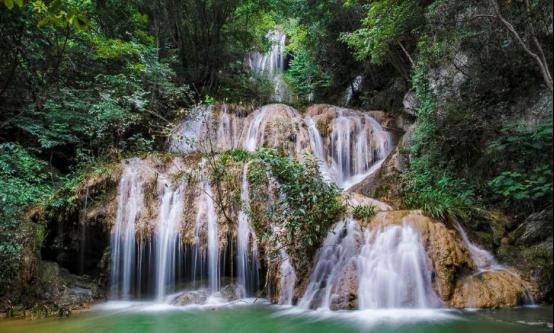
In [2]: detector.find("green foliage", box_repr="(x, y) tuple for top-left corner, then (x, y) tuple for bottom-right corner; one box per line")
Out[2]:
(488, 120), (553, 209)
(380, 0), (554, 222)
(216, 149), (345, 257)
(253, 149), (345, 254)
(402, 66), (477, 220)
(0, 144), (54, 292)
(3, 0), (24, 10)
(341, 0), (423, 64)
(285, 50), (331, 100)
(352, 205), (376, 221)
(218, 70), (274, 105)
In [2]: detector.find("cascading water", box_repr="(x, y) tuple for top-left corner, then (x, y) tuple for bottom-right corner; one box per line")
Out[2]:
(344, 75), (363, 105)
(247, 30), (289, 102)
(111, 159), (147, 300)
(154, 178), (186, 301)
(299, 219), (362, 310)
(170, 104), (393, 192)
(236, 165), (260, 298)
(452, 219), (504, 272)
(306, 107), (394, 190)
(193, 176), (221, 294)
(170, 105), (214, 154)
(357, 224), (442, 309)
(278, 248), (297, 306)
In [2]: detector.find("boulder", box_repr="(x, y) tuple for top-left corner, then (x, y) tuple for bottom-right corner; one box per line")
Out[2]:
(172, 290), (209, 306)
(220, 284), (243, 302)
(449, 271), (533, 309)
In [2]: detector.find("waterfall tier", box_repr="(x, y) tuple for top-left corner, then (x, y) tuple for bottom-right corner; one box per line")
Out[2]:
(170, 103), (393, 190)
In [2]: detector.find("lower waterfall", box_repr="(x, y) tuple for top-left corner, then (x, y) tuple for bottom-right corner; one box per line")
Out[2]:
(357, 224), (442, 309)
(236, 165), (260, 298)
(299, 219), (361, 310)
(110, 159), (147, 300)
(154, 178), (186, 301)
(299, 221), (442, 310)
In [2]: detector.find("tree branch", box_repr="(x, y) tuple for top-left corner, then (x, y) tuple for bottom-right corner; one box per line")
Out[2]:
(489, 0), (553, 91)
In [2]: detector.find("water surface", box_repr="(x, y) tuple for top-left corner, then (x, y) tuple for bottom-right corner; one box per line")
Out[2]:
(0, 303), (551, 333)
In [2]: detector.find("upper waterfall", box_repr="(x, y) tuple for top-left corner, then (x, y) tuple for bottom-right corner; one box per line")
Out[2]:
(247, 30), (290, 102)
(170, 104), (393, 191)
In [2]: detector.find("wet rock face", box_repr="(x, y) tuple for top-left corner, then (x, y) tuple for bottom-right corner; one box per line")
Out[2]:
(330, 261), (359, 310)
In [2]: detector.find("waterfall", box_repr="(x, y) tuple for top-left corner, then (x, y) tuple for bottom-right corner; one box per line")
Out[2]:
(248, 30), (286, 76)
(306, 107), (393, 190)
(216, 106), (242, 151)
(452, 219), (503, 272)
(193, 177), (220, 294)
(357, 224), (442, 309)
(170, 104), (393, 191)
(170, 105), (214, 153)
(299, 220), (361, 310)
(236, 165), (260, 298)
(344, 75), (363, 105)
(111, 159), (147, 300)
(154, 177), (186, 301)
(247, 30), (289, 102)
(243, 107), (271, 152)
(278, 248), (296, 305)
(306, 116), (334, 184)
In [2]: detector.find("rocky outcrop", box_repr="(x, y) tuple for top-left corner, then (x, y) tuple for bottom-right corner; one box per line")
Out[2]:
(402, 90), (419, 117)
(449, 271), (533, 308)
(498, 208), (553, 303)
(329, 261), (358, 310)
(2, 261), (103, 318)
(351, 122), (416, 208)
(363, 211), (535, 309)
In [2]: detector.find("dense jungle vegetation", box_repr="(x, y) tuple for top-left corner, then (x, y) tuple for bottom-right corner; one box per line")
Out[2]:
(0, 0), (552, 299)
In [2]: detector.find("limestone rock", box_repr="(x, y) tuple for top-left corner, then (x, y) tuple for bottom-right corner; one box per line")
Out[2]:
(449, 271), (532, 309)
(342, 192), (394, 213)
(330, 261), (359, 310)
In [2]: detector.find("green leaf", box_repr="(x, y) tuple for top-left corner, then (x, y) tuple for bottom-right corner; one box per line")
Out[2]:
(4, 0), (14, 10)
